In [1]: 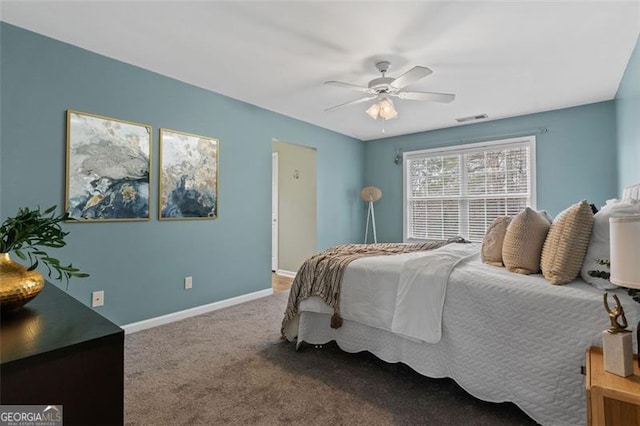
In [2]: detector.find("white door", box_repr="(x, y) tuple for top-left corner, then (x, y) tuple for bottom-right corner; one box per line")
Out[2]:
(272, 152), (279, 271)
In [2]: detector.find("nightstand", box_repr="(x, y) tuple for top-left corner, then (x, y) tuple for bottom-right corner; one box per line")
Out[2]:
(586, 346), (640, 425)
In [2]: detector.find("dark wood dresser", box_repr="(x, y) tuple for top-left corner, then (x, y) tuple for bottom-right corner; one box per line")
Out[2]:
(1, 282), (124, 425)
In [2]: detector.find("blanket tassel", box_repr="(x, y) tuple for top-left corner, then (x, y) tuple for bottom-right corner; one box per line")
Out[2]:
(330, 313), (343, 329)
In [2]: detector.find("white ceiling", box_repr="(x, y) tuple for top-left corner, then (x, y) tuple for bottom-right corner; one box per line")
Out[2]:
(2, 1), (639, 141)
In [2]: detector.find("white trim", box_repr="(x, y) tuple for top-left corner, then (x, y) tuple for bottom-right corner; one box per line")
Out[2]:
(529, 137), (537, 209)
(403, 135), (535, 158)
(403, 150), (408, 242)
(122, 288), (273, 334)
(272, 152), (279, 272)
(275, 269), (297, 278)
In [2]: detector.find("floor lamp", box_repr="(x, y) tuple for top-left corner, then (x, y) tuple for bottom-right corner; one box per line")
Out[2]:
(610, 216), (640, 367)
(361, 186), (382, 244)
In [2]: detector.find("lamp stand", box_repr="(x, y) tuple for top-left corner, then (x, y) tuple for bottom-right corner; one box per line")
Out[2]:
(364, 201), (377, 244)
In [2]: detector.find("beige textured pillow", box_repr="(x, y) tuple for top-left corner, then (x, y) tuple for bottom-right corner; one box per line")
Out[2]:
(481, 216), (512, 266)
(502, 207), (551, 274)
(541, 200), (594, 285)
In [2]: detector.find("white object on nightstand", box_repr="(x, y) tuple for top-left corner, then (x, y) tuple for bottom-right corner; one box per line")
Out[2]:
(602, 330), (634, 377)
(610, 216), (640, 288)
(609, 215), (640, 372)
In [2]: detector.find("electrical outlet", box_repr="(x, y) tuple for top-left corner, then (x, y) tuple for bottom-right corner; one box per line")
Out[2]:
(92, 290), (104, 307)
(184, 276), (193, 290)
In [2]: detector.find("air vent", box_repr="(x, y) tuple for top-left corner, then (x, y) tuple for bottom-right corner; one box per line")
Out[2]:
(456, 114), (488, 123)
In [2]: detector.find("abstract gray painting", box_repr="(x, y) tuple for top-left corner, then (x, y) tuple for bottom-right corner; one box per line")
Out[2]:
(66, 110), (151, 221)
(159, 129), (218, 220)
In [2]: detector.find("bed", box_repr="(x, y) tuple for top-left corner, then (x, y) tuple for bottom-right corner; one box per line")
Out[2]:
(282, 242), (640, 426)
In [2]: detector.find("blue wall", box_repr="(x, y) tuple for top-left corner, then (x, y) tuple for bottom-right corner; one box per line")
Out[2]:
(616, 35), (640, 193)
(0, 23), (365, 324)
(364, 101), (618, 243)
(1, 21), (633, 324)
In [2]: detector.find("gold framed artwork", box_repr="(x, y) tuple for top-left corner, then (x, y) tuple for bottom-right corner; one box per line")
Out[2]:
(65, 110), (152, 221)
(159, 128), (219, 220)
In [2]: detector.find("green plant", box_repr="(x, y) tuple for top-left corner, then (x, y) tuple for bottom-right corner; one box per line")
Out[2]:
(0, 205), (89, 288)
(588, 258), (640, 304)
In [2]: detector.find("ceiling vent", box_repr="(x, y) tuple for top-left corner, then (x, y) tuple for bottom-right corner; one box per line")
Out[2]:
(456, 114), (488, 123)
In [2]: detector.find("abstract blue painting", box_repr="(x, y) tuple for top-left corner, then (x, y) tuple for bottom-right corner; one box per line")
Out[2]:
(66, 110), (151, 221)
(159, 129), (218, 220)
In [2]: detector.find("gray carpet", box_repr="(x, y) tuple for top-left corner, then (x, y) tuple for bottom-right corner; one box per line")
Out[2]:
(125, 291), (537, 425)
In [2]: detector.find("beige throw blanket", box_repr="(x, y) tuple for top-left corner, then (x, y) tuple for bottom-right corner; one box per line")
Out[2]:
(281, 237), (467, 336)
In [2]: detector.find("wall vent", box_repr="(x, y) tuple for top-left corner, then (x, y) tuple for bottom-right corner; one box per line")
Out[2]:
(456, 114), (488, 123)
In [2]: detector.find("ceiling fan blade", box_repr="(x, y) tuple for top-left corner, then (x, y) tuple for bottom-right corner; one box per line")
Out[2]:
(324, 95), (378, 112)
(390, 66), (433, 90)
(396, 91), (455, 103)
(324, 81), (373, 93)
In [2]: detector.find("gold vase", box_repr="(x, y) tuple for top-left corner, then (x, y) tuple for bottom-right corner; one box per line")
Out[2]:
(0, 253), (45, 313)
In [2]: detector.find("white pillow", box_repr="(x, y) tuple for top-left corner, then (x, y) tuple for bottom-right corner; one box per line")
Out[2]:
(538, 210), (553, 224)
(580, 198), (640, 289)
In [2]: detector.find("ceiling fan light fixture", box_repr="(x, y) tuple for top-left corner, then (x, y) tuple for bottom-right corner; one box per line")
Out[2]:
(366, 103), (380, 120)
(366, 98), (398, 121)
(378, 98), (398, 120)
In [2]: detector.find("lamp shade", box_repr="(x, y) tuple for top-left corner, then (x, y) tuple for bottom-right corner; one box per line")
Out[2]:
(378, 98), (398, 120)
(365, 98), (398, 121)
(610, 216), (640, 289)
(360, 186), (382, 202)
(366, 103), (380, 120)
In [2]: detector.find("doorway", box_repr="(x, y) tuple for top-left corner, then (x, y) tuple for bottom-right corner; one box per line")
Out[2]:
(272, 140), (317, 279)
(272, 152), (279, 271)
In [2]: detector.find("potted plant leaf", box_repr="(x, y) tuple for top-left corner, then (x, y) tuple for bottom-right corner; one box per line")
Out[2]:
(589, 259), (640, 303)
(0, 206), (89, 312)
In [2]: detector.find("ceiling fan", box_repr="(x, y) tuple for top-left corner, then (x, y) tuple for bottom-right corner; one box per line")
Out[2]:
(324, 61), (455, 120)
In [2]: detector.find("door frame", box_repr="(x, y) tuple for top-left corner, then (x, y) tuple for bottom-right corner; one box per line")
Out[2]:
(271, 152), (279, 272)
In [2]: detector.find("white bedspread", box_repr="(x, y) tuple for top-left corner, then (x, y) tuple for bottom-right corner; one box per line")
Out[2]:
(391, 243), (479, 343)
(290, 244), (640, 426)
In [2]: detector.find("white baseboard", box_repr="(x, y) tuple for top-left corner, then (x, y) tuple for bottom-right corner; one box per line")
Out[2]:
(276, 269), (296, 278)
(122, 288), (273, 334)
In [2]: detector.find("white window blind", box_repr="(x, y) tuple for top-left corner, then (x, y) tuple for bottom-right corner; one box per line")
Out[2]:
(404, 136), (535, 243)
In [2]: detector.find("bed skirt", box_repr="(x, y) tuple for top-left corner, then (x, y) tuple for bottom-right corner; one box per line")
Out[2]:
(295, 310), (586, 426)
(287, 252), (640, 426)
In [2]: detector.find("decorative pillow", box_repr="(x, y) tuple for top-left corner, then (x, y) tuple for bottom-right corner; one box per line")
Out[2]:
(537, 210), (553, 224)
(481, 216), (512, 266)
(502, 207), (551, 274)
(540, 200), (594, 285)
(580, 198), (640, 289)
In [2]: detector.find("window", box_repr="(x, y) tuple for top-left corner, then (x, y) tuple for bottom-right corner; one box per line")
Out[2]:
(403, 136), (536, 243)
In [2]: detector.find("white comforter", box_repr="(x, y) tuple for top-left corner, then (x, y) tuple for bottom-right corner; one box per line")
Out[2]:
(391, 243), (479, 343)
(296, 243), (481, 339)
(291, 243), (640, 426)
